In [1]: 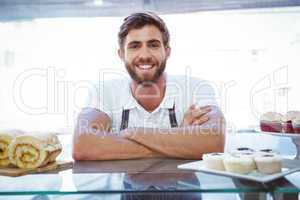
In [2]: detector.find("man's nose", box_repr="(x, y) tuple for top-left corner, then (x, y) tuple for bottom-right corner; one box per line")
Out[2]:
(138, 46), (152, 61)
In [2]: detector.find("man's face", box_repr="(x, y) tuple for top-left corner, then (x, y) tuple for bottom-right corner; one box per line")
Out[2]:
(119, 25), (170, 84)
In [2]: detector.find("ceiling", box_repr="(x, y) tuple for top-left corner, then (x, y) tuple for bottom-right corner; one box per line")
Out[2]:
(1, 0), (300, 21)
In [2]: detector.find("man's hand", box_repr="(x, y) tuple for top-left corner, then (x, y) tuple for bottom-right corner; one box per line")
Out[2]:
(180, 104), (212, 127)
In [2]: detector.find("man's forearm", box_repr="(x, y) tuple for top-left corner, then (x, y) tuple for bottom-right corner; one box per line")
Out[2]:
(72, 132), (163, 160)
(73, 106), (225, 160)
(73, 124), (224, 160)
(122, 111), (226, 159)
(73, 109), (163, 160)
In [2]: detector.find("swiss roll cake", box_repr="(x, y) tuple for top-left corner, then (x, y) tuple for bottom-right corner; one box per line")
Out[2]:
(8, 133), (62, 169)
(0, 129), (24, 167)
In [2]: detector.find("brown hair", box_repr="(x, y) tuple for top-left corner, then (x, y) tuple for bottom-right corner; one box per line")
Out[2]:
(118, 12), (170, 49)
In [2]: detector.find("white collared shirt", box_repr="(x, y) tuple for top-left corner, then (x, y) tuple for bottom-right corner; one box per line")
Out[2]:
(86, 75), (218, 132)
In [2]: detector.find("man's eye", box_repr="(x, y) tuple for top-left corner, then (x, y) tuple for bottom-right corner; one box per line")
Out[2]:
(149, 43), (160, 48)
(128, 44), (139, 49)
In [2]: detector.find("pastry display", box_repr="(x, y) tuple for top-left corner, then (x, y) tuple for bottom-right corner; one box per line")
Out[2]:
(260, 110), (300, 134)
(203, 148), (282, 175)
(260, 112), (282, 132)
(281, 111), (300, 133)
(292, 118), (300, 134)
(8, 133), (62, 169)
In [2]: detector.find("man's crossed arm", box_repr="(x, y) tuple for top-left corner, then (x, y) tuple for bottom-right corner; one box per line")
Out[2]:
(72, 105), (225, 161)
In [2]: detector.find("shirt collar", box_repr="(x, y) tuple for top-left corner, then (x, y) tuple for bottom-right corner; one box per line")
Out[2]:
(122, 75), (175, 110)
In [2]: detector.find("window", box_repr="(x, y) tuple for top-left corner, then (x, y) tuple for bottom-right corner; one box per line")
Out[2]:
(0, 7), (300, 133)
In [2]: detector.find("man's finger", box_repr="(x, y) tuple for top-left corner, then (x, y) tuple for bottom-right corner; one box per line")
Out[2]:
(192, 116), (209, 125)
(189, 104), (197, 110)
(199, 105), (211, 110)
(191, 107), (211, 118)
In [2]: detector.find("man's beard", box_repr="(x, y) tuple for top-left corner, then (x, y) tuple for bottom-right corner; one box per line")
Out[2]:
(125, 60), (166, 86)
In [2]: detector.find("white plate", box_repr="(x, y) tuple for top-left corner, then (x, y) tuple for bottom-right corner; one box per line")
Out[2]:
(260, 131), (300, 138)
(178, 159), (300, 183)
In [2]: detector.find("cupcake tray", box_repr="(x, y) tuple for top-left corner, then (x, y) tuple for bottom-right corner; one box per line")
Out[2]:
(177, 159), (300, 183)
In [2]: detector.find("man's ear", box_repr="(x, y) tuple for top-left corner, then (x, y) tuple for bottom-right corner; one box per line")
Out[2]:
(166, 47), (171, 58)
(118, 48), (124, 61)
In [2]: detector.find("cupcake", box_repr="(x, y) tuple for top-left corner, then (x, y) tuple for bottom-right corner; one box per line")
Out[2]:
(292, 118), (300, 134)
(254, 153), (282, 174)
(223, 153), (256, 174)
(260, 112), (283, 132)
(258, 149), (278, 154)
(281, 111), (300, 133)
(202, 153), (225, 171)
(232, 147), (255, 155)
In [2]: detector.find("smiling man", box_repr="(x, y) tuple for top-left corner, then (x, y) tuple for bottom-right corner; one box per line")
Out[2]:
(72, 12), (225, 160)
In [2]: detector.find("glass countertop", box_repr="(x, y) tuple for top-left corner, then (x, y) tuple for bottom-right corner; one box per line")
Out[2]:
(0, 133), (299, 198)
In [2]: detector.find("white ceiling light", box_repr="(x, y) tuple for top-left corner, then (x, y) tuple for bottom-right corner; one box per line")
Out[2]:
(93, 0), (103, 7)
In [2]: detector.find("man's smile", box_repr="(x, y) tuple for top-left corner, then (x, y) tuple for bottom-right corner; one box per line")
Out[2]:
(136, 64), (155, 70)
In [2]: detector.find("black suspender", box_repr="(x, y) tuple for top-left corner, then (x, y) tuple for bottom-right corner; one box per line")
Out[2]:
(119, 104), (178, 130)
(120, 109), (130, 131)
(168, 104), (178, 128)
